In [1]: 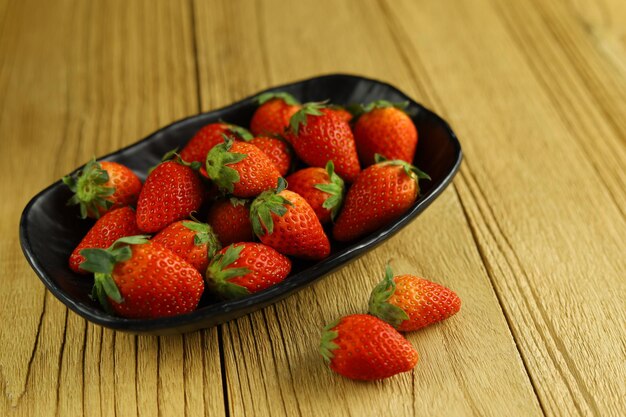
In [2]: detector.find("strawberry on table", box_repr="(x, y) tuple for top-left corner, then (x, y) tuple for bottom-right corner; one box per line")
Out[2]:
(68, 206), (142, 274)
(205, 243), (291, 299)
(369, 264), (461, 331)
(180, 122), (252, 164)
(319, 314), (419, 380)
(248, 136), (292, 177)
(250, 92), (301, 137)
(353, 100), (418, 166)
(286, 102), (361, 182)
(204, 137), (280, 198)
(207, 198), (254, 246)
(333, 156), (430, 242)
(136, 153), (205, 233)
(250, 179), (330, 260)
(286, 161), (345, 224)
(80, 236), (205, 319)
(63, 158), (142, 219)
(151, 219), (221, 274)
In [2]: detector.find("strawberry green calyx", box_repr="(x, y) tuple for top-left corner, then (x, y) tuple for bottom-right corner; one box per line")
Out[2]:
(256, 91), (300, 106)
(225, 123), (254, 141)
(374, 154), (431, 181)
(249, 177), (292, 237)
(204, 137), (247, 193)
(181, 219), (221, 259)
(319, 319), (340, 364)
(229, 197), (248, 207)
(368, 264), (410, 329)
(62, 158), (116, 219)
(205, 245), (252, 299)
(161, 148), (203, 171)
(79, 235), (150, 313)
(314, 161), (345, 221)
(289, 101), (327, 135)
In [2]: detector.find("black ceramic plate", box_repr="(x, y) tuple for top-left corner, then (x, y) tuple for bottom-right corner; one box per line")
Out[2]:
(19, 74), (462, 335)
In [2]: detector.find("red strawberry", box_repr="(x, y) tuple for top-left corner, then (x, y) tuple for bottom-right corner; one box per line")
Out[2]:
(285, 161), (344, 224)
(286, 103), (361, 182)
(206, 198), (253, 246)
(136, 155), (205, 233)
(180, 122), (252, 164)
(248, 136), (292, 176)
(80, 236), (204, 319)
(69, 207), (142, 274)
(333, 157), (429, 242)
(63, 158), (142, 219)
(250, 179), (330, 260)
(369, 264), (461, 331)
(327, 106), (353, 123)
(353, 101), (418, 166)
(319, 314), (418, 380)
(205, 243), (291, 299)
(151, 219), (221, 273)
(204, 138), (280, 198)
(250, 92), (301, 136)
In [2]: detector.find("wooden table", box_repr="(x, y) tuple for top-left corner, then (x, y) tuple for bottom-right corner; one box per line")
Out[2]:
(1, 0), (625, 416)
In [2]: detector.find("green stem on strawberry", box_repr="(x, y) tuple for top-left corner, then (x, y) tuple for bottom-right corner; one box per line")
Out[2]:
(256, 91), (300, 106)
(314, 161), (345, 221)
(224, 123), (254, 141)
(204, 137), (247, 193)
(368, 264), (410, 329)
(289, 101), (327, 135)
(62, 158), (116, 219)
(249, 177), (292, 236)
(319, 319), (340, 364)
(181, 218), (222, 259)
(374, 154), (431, 181)
(205, 245), (252, 299)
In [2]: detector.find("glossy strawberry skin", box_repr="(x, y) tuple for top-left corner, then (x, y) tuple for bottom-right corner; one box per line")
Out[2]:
(69, 207), (142, 274)
(108, 243), (204, 318)
(228, 142), (281, 198)
(321, 314), (418, 380)
(250, 98), (301, 137)
(250, 136), (292, 176)
(286, 109), (361, 182)
(333, 164), (417, 242)
(354, 107), (418, 166)
(151, 221), (217, 273)
(180, 123), (236, 164)
(98, 162), (142, 214)
(207, 199), (253, 246)
(286, 167), (333, 224)
(136, 161), (205, 233)
(258, 190), (330, 260)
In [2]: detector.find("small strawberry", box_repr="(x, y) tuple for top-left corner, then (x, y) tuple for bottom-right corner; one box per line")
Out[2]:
(250, 179), (330, 260)
(353, 101), (418, 166)
(286, 103), (361, 182)
(285, 161), (344, 224)
(63, 158), (142, 219)
(333, 156), (429, 242)
(368, 264), (461, 331)
(204, 137), (280, 198)
(205, 243), (291, 299)
(250, 92), (301, 137)
(80, 236), (205, 318)
(180, 122), (252, 164)
(206, 198), (254, 246)
(248, 136), (292, 176)
(69, 207), (142, 274)
(319, 314), (418, 380)
(136, 153), (205, 233)
(151, 219), (221, 273)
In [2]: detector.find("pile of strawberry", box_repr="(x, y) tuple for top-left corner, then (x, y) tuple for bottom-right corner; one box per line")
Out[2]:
(62, 92), (440, 326)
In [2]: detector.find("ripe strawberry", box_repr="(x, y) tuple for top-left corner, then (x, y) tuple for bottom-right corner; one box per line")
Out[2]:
(319, 314), (418, 380)
(63, 158), (142, 219)
(69, 207), (142, 274)
(80, 236), (204, 318)
(353, 101), (418, 166)
(369, 264), (461, 331)
(136, 155), (205, 233)
(285, 161), (344, 224)
(248, 136), (292, 176)
(205, 243), (291, 299)
(250, 179), (330, 260)
(206, 198), (253, 246)
(333, 157), (429, 242)
(204, 138), (280, 198)
(180, 122), (252, 164)
(151, 219), (221, 273)
(250, 92), (301, 137)
(286, 103), (361, 182)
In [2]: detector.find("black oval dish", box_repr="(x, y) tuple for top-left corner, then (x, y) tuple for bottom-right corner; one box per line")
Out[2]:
(19, 74), (462, 335)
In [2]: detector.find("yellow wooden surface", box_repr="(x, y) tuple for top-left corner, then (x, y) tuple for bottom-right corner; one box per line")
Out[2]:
(1, 0), (624, 416)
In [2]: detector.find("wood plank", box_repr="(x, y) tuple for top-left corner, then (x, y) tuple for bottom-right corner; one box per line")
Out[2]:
(0, 1), (225, 416)
(192, 0), (543, 416)
(381, 0), (626, 415)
